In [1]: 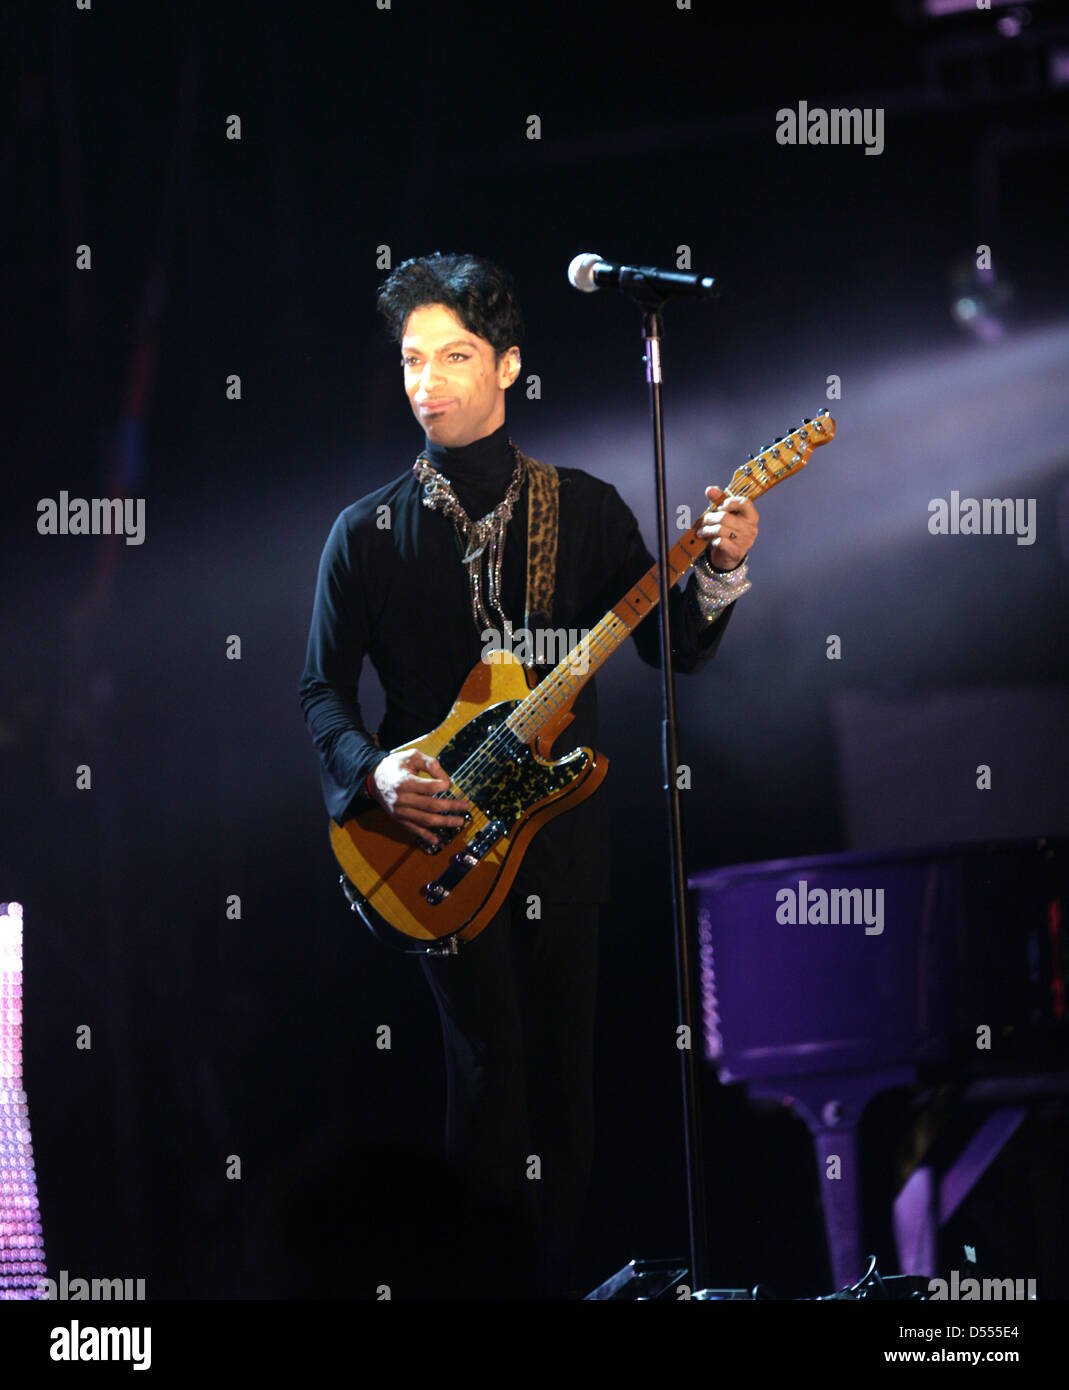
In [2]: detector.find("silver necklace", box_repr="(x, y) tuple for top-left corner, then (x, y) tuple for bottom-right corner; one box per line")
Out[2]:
(413, 442), (527, 643)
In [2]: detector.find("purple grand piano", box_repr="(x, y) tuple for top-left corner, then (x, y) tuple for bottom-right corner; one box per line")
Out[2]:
(690, 838), (1068, 1290)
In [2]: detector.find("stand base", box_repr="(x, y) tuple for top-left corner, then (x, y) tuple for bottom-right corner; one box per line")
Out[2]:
(584, 1258), (687, 1300)
(585, 1256), (934, 1300)
(584, 1258), (750, 1301)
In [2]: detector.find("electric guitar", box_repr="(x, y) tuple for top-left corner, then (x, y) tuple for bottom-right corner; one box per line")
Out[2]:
(331, 410), (836, 951)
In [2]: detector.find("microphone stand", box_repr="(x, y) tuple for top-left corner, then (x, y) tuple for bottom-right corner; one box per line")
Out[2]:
(633, 280), (709, 1294)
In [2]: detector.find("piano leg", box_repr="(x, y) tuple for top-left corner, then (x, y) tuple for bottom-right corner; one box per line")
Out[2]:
(761, 1068), (916, 1291)
(893, 1164), (938, 1277)
(812, 1124), (864, 1291)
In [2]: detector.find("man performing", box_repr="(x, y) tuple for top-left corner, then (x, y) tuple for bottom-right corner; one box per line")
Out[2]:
(299, 252), (759, 1296)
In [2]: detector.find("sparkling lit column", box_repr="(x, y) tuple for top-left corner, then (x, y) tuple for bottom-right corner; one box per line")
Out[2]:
(0, 902), (47, 1299)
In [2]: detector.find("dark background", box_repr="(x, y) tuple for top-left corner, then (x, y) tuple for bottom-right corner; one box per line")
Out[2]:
(4, 0), (1069, 1299)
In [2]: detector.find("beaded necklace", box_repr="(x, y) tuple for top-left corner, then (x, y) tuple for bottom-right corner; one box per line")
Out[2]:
(413, 441), (527, 644)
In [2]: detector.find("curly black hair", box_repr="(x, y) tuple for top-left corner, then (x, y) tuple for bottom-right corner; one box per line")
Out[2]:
(376, 252), (524, 358)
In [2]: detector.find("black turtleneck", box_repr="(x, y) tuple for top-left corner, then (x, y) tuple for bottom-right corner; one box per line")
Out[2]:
(299, 424), (735, 902)
(420, 421), (518, 521)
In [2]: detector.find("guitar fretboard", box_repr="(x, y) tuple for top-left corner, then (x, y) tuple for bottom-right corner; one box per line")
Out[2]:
(505, 409), (836, 743)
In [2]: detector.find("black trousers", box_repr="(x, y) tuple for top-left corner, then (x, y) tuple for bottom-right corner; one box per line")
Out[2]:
(419, 892), (599, 1293)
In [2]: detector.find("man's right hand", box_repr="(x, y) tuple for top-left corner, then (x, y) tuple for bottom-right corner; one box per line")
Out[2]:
(369, 749), (472, 848)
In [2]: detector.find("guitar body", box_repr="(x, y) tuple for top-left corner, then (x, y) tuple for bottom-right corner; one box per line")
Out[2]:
(329, 650), (608, 950)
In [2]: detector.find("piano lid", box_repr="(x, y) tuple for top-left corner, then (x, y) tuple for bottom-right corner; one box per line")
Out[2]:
(690, 838), (1067, 1083)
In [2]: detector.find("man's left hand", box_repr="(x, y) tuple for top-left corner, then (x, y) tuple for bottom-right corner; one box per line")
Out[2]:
(697, 486), (759, 571)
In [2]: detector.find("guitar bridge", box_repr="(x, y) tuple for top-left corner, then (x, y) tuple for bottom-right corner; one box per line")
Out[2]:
(418, 810), (473, 854)
(423, 820), (506, 905)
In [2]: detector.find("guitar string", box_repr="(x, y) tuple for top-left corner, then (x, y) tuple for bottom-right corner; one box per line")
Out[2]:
(424, 469), (773, 816)
(421, 421), (826, 820)
(433, 472), (778, 805)
(421, 472), (770, 820)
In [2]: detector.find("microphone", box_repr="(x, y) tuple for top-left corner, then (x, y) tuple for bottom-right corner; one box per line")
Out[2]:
(567, 252), (718, 301)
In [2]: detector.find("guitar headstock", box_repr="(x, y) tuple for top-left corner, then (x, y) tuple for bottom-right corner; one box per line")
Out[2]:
(722, 408), (836, 502)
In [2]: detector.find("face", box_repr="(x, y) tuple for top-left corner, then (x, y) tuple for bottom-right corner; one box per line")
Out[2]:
(401, 303), (520, 448)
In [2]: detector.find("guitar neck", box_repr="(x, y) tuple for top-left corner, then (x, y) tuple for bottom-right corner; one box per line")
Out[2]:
(505, 409), (836, 742)
(505, 525), (706, 741)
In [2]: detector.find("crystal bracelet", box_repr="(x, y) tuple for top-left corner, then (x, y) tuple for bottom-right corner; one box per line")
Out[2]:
(692, 555), (751, 622)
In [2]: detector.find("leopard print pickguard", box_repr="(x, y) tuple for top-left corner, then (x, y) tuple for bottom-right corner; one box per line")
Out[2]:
(434, 702), (588, 832)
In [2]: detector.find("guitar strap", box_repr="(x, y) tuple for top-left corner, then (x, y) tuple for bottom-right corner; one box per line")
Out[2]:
(520, 452), (559, 635)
